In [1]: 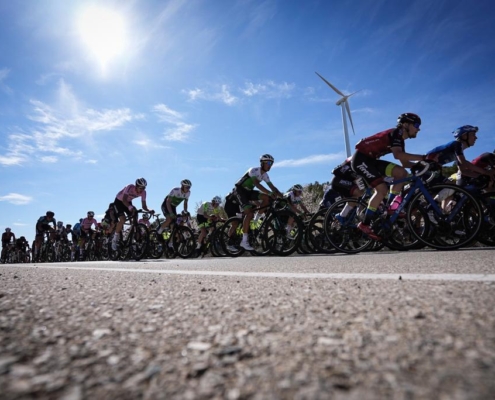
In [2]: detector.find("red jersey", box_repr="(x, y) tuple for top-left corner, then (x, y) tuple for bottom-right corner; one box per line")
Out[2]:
(355, 128), (404, 159)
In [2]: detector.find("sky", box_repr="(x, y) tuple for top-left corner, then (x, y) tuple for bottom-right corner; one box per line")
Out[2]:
(1, 0), (495, 244)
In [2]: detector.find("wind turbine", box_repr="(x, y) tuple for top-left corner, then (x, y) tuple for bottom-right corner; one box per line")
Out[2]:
(315, 72), (360, 157)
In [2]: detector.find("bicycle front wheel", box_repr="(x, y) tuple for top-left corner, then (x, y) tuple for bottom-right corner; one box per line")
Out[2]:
(407, 184), (482, 250)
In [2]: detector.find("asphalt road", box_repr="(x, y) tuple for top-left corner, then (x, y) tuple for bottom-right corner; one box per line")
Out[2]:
(1, 248), (495, 399)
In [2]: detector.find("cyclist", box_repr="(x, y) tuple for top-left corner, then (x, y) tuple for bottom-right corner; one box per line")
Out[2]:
(101, 203), (117, 235)
(157, 179), (192, 237)
(234, 154), (283, 250)
(1, 228), (16, 262)
(196, 196), (225, 251)
(112, 178), (155, 250)
(471, 149), (495, 191)
(351, 113), (426, 240)
(284, 185), (310, 239)
(329, 157), (366, 221)
(79, 211), (98, 260)
(138, 213), (151, 228)
(425, 126), (494, 186)
(14, 236), (30, 263)
(34, 211), (57, 261)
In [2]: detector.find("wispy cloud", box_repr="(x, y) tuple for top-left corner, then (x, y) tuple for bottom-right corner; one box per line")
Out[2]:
(276, 153), (345, 168)
(0, 67), (13, 94)
(0, 193), (33, 205)
(184, 80), (294, 105)
(153, 104), (197, 141)
(0, 79), (140, 166)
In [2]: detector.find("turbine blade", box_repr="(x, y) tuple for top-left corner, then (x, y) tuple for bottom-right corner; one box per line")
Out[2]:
(346, 89), (362, 99)
(315, 72), (345, 97)
(344, 101), (355, 134)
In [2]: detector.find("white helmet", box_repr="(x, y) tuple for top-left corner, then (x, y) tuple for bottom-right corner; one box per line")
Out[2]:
(260, 154), (274, 163)
(292, 184), (303, 192)
(181, 179), (192, 187)
(135, 178), (147, 188)
(57, 221), (63, 227)
(212, 196), (221, 204)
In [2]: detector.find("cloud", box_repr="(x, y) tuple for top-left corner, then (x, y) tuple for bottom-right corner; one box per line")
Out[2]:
(0, 79), (140, 166)
(184, 80), (294, 105)
(0, 67), (13, 94)
(276, 153), (345, 168)
(0, 193), (33, 205)
(153, 103), (197, 142)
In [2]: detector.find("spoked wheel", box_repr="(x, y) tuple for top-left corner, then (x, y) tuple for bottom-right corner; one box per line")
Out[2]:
(266, 210), (304, 256)
(147, 230), (164, 259)
(173, 226), (196, 259)
(476, 192), (495, 246)
(324, 198), (374, 254)
(131, 224), (149, 261)
(307, 208), (336, 254)
(407, 184), (482, 250)
(220, 217), (245, 257)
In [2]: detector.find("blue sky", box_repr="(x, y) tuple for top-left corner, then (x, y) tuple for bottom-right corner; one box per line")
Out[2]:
(1, 0), (495, 243)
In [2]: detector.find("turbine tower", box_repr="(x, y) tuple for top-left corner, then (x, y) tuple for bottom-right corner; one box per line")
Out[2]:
(315, 72), (360, 157)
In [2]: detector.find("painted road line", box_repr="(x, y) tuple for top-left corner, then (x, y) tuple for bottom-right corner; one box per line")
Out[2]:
(5, 264), (495, 282)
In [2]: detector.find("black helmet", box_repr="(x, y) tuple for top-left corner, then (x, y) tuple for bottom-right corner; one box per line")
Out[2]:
(397, 113), (421, 125)
(46, 211), (55, 218)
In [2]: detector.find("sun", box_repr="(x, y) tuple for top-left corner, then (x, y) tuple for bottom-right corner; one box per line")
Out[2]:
(77, 6), (127, 70)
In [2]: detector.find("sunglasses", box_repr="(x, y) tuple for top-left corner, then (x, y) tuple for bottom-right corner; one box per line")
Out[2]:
(264, 161), (274, 166)
(413, 123), (421, 129)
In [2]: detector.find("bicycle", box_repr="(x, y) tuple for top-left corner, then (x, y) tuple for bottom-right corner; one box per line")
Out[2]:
(324, 161), (483, 253)
(148, 212), (196, 259)
(220, 198), (304, 257)
(108, 210), (149, 261)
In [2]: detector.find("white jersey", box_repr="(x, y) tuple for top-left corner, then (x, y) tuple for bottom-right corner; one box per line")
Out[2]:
(236, 167), (271, 190)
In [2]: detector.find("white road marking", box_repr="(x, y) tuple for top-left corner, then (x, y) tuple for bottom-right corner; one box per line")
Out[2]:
(5, 264), (495, 282)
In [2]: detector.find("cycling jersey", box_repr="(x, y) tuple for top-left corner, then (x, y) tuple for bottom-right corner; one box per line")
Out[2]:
(36, 216), (56, 229)
(197, 202), (221, 217)
(472, 152), (495, 170)
(165, 187), (190, 206)
(426, 140), (464, 165)
(236, 167), (270, 190)
(81, 217), (98, 231)
(319, 187), (342, 209)
(2, 232), (15, 246)
(355, 128), (404, 158)
(138, 219), (151, 228)
(116, 184), (147, 202)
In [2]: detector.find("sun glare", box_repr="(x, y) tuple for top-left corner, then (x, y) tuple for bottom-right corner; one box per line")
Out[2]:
(77, 6), (127, 70)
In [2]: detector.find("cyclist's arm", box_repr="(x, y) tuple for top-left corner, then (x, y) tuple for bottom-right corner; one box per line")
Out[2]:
(457, 154), (495, 178)
(141, 199), (154, 214)
(391, 146), (425, 168)
(183, 199), (188, 214)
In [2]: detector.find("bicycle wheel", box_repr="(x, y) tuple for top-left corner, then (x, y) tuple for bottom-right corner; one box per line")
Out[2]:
(220, 217), (245, 257)
(476, 192), (495, 246)
(173, 226), (196, 259)
(131, 223), (149, 261)
(307, 208), (336, 254)
(407, 184), (482, 250)
(324, 198), (374, 254)
(147, 230), (164, 259)
(266, 210), (304, 256)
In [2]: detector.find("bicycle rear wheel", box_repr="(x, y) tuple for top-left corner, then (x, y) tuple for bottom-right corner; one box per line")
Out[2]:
(266, 210), (303, 256)
(131, 223), (149, 261)
(324, 198), (374, 254)
(173, 226), (196, 259)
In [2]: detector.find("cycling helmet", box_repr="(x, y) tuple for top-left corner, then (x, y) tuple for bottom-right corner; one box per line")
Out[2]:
(452, 125), (478, 139)
(260, 154), (275, 163)
(212, 196), (222, 204)
(292, 184), (303, 192)
(79, 218), (83, 223)
(66, 224), (72, 228)
(5, 227), (11, 232)
(87, 211), (95, 217)
(46, 211), (55, 218)
(143, 213), (150, 219)
(181, 179), (192, 187)
(397, 113), (421, 125)
(57, 221), (63, 227)
(135, 178), (147, 188)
